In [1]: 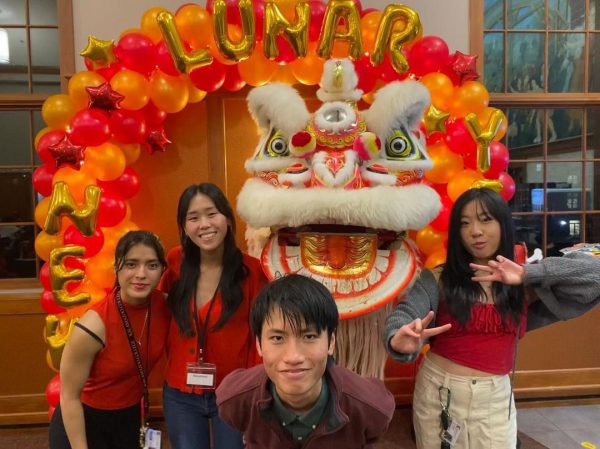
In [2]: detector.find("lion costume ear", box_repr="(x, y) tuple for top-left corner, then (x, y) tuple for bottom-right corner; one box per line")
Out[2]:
(363, 80), (430, 141)
(247, 83), (310, 138)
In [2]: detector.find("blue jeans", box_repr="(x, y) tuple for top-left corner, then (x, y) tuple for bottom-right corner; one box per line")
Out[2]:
(163, 383), (244, 449)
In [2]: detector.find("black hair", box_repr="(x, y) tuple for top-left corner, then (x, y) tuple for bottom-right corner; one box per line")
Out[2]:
(440, 188), (523, 327)
(168, 183), (248, 336)
(114, 230), (166, 274)
(250, 274), (339, 345)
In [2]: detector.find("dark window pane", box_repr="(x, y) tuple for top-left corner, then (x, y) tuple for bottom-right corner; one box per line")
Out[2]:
(591, 0), (600, 30)
(513, 215), (544, 252)
(29, 0), (58, 26)
(508, 0), (544, 29)
(546, 162), (585, 211)
(506, 108), (545, 154)
(0, 225), (36, 278)
(0, 111), (31, 165)
(0, 27), (29, 93)
(546, 214), (582, 256)
(0, 169), (33, 222)
(590, 34), (600, 92)
(587, 108), (600, 159)
(0, 0), (26, 25)
(548, 33), (584, 93)
(508, 162), (545, 212)
(547, 108), (583, 158)
(507, 33), (544, 92)
(484, 33), (504, 92)
(585, 214), (600, 243)
(585, 161), (600, 210)
(549, 0), (585, 30)
(485, 0), (504, 29)
(30, 28), (60, 94)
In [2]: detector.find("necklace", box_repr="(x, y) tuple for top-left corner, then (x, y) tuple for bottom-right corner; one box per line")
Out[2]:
(136, 308), (149, 347)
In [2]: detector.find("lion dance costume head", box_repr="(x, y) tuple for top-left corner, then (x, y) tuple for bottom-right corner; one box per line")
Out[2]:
(238, 59), (441, 377)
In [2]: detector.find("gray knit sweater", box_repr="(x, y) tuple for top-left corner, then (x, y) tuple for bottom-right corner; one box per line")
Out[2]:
(384, 252), (600, 363)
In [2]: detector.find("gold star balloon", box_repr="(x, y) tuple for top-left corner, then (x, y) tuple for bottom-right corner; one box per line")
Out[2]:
(423, 105), (450, 136)
(80, 35), (116, 68)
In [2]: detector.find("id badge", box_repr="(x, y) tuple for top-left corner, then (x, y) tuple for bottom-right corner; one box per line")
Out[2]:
(186, 362), (217, 388)
(143, 427), (161, 449)
(440, 416), (462, 446)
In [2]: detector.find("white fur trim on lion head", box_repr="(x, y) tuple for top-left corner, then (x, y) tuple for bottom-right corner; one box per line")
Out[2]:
(317, 59), (363, 103)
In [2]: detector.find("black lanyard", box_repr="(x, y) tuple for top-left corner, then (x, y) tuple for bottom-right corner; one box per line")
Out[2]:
(115, 289), (151, 426)
(192, 290), (218, 363)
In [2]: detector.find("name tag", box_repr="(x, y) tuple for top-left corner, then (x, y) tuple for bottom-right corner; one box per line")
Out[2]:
(186, 362), (217, 388)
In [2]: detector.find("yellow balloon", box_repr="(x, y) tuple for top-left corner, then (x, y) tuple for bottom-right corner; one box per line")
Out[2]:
(238, 42), (278, 86)
(415, 226), (447, 256)
(175, 4), (212, 50)
(42, 94), (77, 129)
(212, 0), (256, 62)
(447, 169), (484, 202)
(263, 0), (309, 60)
(425, 141), (464, 184)
(185, 76), (207, 103)
(35, 231), (64, 262)
(110, 70), (150, 111)
(82, 142), (126, 181)
(120, 143), (142, 165)
(141, 7), (168, 43)
(149, 70), (189, 113)
(425, 247), (447, 269)
(52, 167), (97, 204)
(317, 0), (363, 60)
(68, 71), (107, 110)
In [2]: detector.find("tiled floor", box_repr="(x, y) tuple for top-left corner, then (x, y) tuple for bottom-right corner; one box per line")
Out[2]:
(1, 405), (598, 448)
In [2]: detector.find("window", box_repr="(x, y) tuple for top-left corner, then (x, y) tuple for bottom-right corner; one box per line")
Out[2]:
(472, 0), (600, 256)
(0, 0), (74, 280)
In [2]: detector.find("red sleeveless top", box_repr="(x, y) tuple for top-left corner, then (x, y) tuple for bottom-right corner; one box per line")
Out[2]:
(431, 300), (527, 375)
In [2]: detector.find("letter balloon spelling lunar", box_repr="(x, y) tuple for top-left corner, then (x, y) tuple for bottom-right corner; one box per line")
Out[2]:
(237, 59), (441, 377)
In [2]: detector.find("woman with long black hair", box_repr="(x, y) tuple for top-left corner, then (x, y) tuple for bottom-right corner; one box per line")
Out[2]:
(384, 188), (600, 449)
(160, 182), (267, 449)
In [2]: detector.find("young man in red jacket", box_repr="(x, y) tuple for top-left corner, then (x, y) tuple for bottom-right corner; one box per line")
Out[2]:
(216, 274), (395, 449)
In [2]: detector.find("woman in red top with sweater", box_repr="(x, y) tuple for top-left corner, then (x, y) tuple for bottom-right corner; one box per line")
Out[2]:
(49, 231), (170, 449)
(160, 183), (267, 449)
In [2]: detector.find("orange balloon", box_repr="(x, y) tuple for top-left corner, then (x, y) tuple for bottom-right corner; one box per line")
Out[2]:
(35, 231), (64, 262)
(110, 70), (150, 111)
(332, 40), (351, 59)
(450, 81), (489, 118)
(420, 72), (454, 111)
(447, 169), (484, 202)
(270, 65), (297, 84)
(185, 76), (207, 103)
(68, 71), (107, 110)
(34, 197), (51, 229)
(425, 247), (447, 269)
(85, 252), (116, 289)
(238, 43), (278, 86)
(52, 167), (97, 203)
(425, 141), (465, 184)
(120, 143), (142, 165)
(416, 226), (447, 256)
(175, 4), (212, 50)
(42, 94), (77, 129)
(67, 279), (107, 319)
(149, 70), (189, 113)
(141, 7), (168, 43)
(290, 43), (325, 85)
(478, 107), (508, 142)
(82, 142), (126, 181)
(210, 24), (244, 66)
(360, 11), (382, 54)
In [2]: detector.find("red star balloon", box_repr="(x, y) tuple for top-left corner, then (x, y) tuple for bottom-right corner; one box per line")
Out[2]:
(144, 128), (171, 155)
(447, 51), (479, 84)
(86, 82), (124, 112)
(47, 136), (86, 169)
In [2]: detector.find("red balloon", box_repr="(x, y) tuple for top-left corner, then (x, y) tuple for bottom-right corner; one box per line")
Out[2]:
(48, 406), (56, 421)
(69, 109), (111, 146)
(156, 40), (181, 76)
(379, 53), (408, 82)
(97, 191), (127, 227)
(408, 35), (450, 76)
(445, 119), (477, 156)
(41, 290), (67, 315)
(96, 62), (124, 81)
(64, 225), (105, 257)
(354, 56), (381, 93)
(430, 195), (453, 232)
(485, 142), (510, 179)
(142, 101), (168, 127)
(498, 171), (516, 202)
(115, 33), (157, 75)
(40, 262), (51, 290)
(274, 36), (296, 64)
(222, 65), (246, 91)
(37, 130), (67, 165)
(109, 109), (147, 144)
(45, 374), (61, 408)
(98, 166), (141, 199)
(206, 0), (243, 26)
(309, 1), (327, 41)
(254, 0), (265, 41)
(189, 60), (227, 92)
(33, 163), (57, 196)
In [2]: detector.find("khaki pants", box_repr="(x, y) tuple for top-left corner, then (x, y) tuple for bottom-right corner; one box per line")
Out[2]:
(412, 356), (517, 449)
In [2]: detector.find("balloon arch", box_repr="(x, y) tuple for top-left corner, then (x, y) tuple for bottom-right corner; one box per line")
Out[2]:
(39, 0), (514, 415)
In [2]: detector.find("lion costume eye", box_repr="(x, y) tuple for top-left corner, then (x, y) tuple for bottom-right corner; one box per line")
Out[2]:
(385, 129), (421, 160)
(266, 130), (290, 157)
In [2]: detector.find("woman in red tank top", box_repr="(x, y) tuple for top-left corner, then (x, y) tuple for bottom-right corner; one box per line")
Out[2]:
(49, 231), (170, 449)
